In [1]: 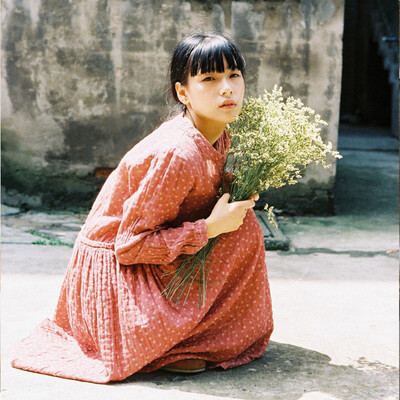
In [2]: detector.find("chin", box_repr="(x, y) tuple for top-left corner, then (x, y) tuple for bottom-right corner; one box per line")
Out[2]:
(217, 116), (234, 125)
(225, 113), (240, 123)
(214, 109), (241, 125)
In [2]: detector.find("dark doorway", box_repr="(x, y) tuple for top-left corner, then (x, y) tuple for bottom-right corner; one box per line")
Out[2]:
(339, 0), (399, 138)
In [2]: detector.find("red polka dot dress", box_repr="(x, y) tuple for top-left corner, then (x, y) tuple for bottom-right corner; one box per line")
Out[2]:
(11, 111), (274, 383)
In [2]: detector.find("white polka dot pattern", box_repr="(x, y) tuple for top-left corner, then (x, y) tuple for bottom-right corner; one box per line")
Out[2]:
(10, 111), (274, 383)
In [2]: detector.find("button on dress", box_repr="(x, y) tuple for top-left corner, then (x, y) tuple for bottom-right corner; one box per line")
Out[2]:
(11, 111), (274, 383)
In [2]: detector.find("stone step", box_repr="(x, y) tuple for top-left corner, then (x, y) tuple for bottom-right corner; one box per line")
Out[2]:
(255, 210), (290, 251)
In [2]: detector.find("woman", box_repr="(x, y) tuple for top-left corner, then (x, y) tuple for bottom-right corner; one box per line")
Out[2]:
(11, 31), (274, 383)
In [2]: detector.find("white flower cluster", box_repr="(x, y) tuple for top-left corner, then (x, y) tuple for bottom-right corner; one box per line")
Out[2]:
(225, 85), (343, 222)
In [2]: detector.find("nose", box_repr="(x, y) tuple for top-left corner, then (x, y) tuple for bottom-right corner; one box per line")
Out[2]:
(220, 78), (233, 96)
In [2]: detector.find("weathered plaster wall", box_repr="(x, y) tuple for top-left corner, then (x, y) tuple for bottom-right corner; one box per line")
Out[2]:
(1, 0), (344, 213)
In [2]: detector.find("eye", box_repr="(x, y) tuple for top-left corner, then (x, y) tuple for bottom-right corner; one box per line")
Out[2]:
(202, 76), (214, 82)
(230, 73), (241, 78)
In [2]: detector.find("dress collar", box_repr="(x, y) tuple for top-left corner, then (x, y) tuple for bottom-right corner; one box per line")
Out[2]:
(173, 111), (229, 165)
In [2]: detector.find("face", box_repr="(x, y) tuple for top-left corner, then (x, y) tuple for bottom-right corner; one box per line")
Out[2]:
(175, 56), (245, 125)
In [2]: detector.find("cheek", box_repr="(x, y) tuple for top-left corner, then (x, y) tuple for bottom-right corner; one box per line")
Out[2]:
(234, 80), (245, 95)
(192, 85), (211, 101)
(237, 86), (245, 103)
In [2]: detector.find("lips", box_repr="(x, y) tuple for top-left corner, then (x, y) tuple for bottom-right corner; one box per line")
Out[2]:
(219, 100), (237, 108)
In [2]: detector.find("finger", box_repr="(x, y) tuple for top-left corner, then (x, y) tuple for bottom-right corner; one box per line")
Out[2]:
(236, 201), (255, 208)
(235, 200), (255, 209)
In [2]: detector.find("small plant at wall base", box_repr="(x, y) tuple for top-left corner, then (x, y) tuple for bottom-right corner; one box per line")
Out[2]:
(30, 229), (73, 247)
(161, 85), (343, 309)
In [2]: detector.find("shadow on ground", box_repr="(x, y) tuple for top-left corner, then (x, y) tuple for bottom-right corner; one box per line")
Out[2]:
(112, 342), (397, 400)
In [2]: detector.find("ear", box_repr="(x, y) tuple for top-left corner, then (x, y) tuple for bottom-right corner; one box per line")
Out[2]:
(175, 82), (189, 106)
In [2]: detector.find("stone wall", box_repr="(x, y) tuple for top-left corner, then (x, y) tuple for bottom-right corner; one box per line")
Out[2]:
(1, 0), (344, 214)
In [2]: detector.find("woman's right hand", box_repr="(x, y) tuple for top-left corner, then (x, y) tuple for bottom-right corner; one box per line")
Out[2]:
(205, 192), (259, 238)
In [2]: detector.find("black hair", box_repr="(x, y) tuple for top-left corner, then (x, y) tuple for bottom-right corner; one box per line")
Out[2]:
(169, 32), (246, 107)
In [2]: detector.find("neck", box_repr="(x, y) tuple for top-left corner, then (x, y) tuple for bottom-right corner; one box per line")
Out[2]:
(184, 109), (226, 146)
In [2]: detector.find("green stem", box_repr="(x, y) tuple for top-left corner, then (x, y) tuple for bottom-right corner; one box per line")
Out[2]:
(160, 236), (221, 309)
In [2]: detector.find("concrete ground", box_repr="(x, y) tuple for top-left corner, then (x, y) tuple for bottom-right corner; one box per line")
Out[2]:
(1, 124), (398, 400)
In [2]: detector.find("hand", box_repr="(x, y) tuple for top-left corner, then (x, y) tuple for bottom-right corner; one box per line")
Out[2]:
(205, 192), (258, 238)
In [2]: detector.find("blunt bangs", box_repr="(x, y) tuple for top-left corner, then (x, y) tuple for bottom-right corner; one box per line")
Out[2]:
(169, 32), (246, 104)
(188, 37), (245, 77)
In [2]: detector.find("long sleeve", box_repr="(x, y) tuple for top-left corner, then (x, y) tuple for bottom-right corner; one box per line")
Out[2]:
(115, 149), (209, 266)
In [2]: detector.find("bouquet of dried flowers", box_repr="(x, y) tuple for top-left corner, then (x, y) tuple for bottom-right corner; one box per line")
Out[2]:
(161, 85), (343, 309)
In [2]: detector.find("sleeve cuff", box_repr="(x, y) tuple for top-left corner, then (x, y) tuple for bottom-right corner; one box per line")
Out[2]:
(195, 218), (210, 247)
(182, 218), (209, 251)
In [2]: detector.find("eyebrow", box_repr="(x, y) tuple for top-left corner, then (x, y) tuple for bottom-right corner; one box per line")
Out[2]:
(198, 68), (240, 76)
